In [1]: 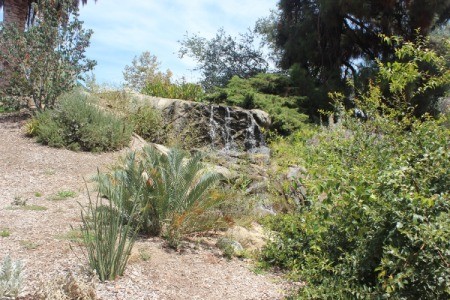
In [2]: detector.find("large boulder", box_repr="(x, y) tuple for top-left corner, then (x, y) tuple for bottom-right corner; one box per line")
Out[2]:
(131, 93), (271, 152)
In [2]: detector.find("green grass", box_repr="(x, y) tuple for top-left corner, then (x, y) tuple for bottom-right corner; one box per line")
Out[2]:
(7, 204), (48, 211)
(0, 228), (11, 237)
(48, 190), (77, 201)
(20, 240), (40, 250)
(138, 248), (151, 262)
(0, 106), (18, 113)
(55, 229), (84, 243)
(34, 192), (43, 197)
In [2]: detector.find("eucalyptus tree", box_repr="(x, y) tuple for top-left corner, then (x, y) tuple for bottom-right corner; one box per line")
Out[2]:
(0, 0), (96, 91)
(0, 0), (94, 29)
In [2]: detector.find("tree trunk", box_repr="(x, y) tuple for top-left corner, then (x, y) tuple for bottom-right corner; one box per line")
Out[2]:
(3, 0), (30, 30)
(1, 0), (29, 93)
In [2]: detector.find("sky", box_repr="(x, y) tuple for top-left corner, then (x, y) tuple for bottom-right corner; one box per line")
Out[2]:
(1, 1), (276, 85)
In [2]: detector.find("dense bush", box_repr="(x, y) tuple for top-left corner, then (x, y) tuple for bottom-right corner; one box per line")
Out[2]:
(142, 78), (204, 102)
(28, 90), (132, 152)
(205, 74), (309, 135)
(95, 146), (223, 248)
(262, 34), (450, 298)
(127, 105), (166, 144)
(263, 106), (450, 298)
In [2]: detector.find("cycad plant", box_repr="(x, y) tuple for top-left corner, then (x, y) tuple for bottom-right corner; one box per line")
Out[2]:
(96, 146), (223, 247)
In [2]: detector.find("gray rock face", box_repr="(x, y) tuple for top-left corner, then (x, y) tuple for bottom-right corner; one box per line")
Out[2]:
(132, 93), (271, 152)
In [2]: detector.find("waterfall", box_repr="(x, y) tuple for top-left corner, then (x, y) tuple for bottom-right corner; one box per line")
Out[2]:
(245, 112), (267, 153)
(245, 113), (257, 150)
(224, 107), (235, 150)
(209, 105), (219, 149)
(209, 105), (267, 154)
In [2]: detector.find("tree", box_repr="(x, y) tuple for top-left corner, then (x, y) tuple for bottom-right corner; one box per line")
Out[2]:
(0, 0), (96, 90)
(123, 51), (172, 92)
(179, 28), (269, 91)
(0, 0), (94, 29)
(0, 0), (96, 111)
(258, 0), (450, 116)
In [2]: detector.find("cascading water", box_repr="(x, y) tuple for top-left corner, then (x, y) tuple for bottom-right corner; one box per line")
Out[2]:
(209, 105), (267, 153)
(245, 113), (257, 150)
(209, 105), (218, 148)
(223, 107), (235, 150)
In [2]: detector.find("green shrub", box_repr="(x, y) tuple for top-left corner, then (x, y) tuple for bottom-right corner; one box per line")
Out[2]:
(80, 188), (138, 282)
(206, 74), (309, 135)
(142, 78), (204, 101)
(33, 110), (66, 148)
(96, 90), (135, 114)
(0, 255), (23, 298)
(95, 146), (223, 248)
(127, 105), (165, 143)
(263, 107), (450, 298)
(263, 36), (450, 298)
(29, 90), (132, 152)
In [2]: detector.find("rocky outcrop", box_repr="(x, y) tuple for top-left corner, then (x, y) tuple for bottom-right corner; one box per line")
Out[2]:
(132, 93), (271, 152)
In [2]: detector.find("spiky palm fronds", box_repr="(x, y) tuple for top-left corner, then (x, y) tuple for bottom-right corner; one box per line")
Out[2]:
(95, 146), (223, 244)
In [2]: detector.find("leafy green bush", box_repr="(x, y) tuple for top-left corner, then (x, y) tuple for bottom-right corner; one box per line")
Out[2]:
(127, 105), (166, 143)
(29, 90), (132, 152)
(80, 188), (138, 282)
(262, 35), (450, 298)
(142, 77), (204, 101)
(0, 0), (95, 111)
(95, 146), (223, 248)
(263, 111), (450, 298)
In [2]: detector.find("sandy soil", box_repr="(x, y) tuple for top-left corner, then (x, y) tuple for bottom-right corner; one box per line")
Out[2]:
(0, 113), (290, 299)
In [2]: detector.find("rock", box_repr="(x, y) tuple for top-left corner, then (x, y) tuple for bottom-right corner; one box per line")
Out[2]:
(286, 165), (307, 180)
(226, 223), (267, 252)
(251, 109), (271, 129)
(130, 93), (269, 152)
(129, 133), (170, 155)
(247, 152), (271, 166)
(254, 205), (276, 217)
(217, 238), (244, 252)
(437, 97), (450, 114)
(210, 165), (238, 181)
(245, 181), (268, 195)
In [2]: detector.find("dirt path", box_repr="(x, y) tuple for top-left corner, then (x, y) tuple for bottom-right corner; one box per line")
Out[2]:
(0, 114), (289, 299)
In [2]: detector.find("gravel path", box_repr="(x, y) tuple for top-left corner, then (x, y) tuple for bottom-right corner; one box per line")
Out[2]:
(0, 113), (289, 299)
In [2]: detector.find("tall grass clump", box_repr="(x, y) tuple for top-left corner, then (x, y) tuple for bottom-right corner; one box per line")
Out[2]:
(95, 146), (223, 248)
(80, 187), (139, 282)
(0, 255), (23, 298)
(27, 90), (132, 152)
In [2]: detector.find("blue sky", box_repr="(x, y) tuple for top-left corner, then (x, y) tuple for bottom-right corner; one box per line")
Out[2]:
(1, 1), (277, 85)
